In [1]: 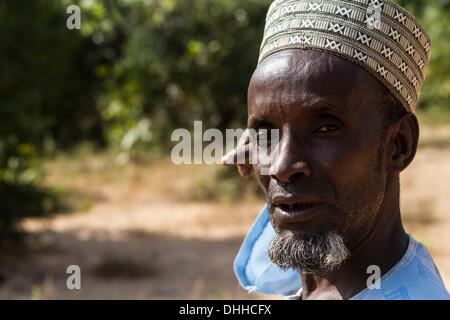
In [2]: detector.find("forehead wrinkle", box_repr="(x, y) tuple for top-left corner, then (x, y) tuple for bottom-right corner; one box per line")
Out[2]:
(251, 75), (351, 119)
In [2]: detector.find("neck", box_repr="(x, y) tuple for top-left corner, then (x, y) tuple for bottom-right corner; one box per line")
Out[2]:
(299, 176), (409, 300)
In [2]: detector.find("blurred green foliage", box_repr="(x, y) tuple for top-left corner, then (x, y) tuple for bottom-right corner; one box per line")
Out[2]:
(395, 0), (450, 117)
(0, 0), (449, 241)
(91, 0), (271, 155)
(0, 0), (103, 241)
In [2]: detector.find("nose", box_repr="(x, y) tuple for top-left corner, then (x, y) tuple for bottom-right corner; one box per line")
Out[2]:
(269, 132), (311, 183)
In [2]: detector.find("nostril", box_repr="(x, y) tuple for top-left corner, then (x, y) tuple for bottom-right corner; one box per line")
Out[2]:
(290, 173), (304, 182)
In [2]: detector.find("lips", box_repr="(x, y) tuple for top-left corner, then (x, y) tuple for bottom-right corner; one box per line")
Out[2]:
(276, 202), (316, 212)
(271, 195), (324, 225)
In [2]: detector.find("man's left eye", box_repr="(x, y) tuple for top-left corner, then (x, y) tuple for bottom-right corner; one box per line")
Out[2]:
(315, 125), (341, 133)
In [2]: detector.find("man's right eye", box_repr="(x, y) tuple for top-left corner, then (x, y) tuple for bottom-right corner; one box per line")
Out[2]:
(313, 124), (341, 135)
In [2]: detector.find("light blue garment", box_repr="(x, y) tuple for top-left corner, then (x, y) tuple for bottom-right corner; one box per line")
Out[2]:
(234, 205), (301, 296)
(234, 205), (450, 300)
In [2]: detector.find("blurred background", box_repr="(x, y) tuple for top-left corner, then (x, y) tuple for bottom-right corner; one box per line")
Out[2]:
(0, 0), (449, 299)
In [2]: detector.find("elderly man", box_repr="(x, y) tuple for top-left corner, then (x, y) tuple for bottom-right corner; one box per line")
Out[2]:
(222, 0), (449, 300)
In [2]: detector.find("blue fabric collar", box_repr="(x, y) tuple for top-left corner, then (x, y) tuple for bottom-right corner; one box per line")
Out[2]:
(233, 205), (301, 296)
(234, 205), (450, 299)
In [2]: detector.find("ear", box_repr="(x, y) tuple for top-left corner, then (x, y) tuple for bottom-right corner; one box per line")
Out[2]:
(386, 112), (419, 173)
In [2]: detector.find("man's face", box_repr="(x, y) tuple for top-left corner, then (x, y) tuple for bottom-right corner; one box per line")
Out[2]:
(247, 49), (389, 272)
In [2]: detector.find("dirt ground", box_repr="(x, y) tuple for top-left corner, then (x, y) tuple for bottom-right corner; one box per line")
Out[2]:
(0, 124), (449, 300)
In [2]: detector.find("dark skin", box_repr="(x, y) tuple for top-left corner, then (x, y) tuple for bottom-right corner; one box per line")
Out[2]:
(222, 49), (419, 300)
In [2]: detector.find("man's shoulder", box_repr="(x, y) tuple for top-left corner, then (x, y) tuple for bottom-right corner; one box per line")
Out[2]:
(354, 236), (450, 300)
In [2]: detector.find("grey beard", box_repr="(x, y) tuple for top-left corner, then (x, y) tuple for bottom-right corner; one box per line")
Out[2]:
(268, 231), (350, 274)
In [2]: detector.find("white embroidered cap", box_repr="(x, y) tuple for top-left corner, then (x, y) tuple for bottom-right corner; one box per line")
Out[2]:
(259, 0), (431, 112)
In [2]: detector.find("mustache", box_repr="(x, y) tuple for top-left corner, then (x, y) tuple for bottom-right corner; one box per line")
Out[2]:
(267, 178), (336, 205)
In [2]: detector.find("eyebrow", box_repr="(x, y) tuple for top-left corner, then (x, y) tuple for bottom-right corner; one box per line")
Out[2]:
(309, 103), (350, 115)
(248, 103), (348, 128)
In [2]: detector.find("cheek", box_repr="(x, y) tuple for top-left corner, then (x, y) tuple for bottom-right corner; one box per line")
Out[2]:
(309, 137), (380, 191)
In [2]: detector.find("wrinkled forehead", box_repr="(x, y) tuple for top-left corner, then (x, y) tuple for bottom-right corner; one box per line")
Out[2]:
(248, 49), (385, 112)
